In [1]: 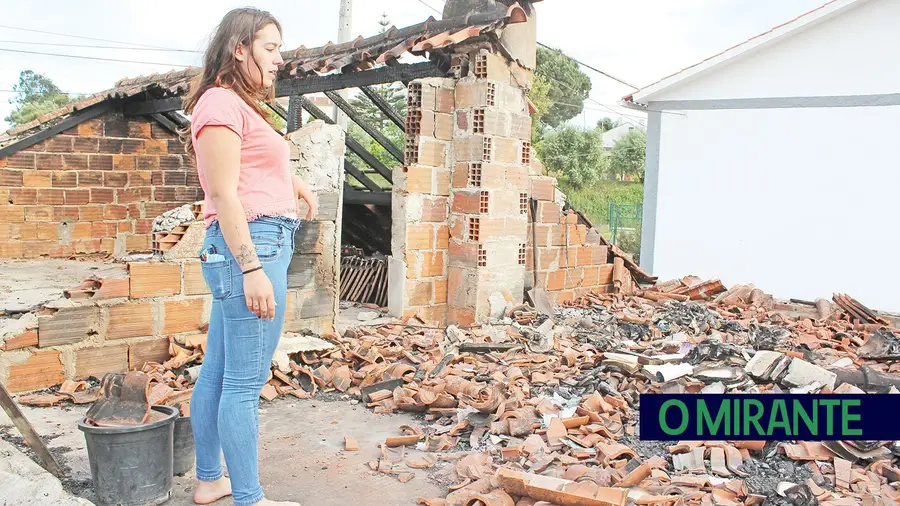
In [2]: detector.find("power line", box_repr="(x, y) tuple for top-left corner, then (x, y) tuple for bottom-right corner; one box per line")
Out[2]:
(0, 40), (199, 53)
(414, 0), (442, 15)
(0, 48), (191, 67)
(537, 42), (639, 91)
(0, 24), (188, 51)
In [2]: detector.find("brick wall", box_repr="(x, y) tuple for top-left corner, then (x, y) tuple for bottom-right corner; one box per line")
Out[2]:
(284, 121), (345, 335)
(0, 261), (208, 393)
(0, 110), (203, 259)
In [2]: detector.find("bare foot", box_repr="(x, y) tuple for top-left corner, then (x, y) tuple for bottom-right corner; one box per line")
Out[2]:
(193, 477), (232, 505)
(252, 500), (302, 506)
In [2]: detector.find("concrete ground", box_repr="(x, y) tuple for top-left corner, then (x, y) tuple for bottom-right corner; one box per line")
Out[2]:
(0, 397), (449, 506)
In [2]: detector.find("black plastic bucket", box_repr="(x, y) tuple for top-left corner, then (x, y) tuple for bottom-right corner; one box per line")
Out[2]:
(78, 404), (178, 506)
(172, 416), (195, 476)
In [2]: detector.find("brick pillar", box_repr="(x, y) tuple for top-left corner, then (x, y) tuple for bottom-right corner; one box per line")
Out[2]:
(388, 78), (456, 326)
(447, 50), (533, 325)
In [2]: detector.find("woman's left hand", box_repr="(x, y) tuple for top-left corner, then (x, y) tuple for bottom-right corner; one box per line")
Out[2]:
(302, 193), (318, 220)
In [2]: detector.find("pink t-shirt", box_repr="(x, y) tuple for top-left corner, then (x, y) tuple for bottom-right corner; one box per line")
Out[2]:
(191, 87), (297, 227)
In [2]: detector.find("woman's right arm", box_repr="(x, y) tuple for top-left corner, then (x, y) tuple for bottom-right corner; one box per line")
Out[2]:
(195, 126), (275, 320)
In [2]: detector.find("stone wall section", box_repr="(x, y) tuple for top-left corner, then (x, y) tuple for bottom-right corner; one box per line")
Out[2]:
(0, 112), (202, 258)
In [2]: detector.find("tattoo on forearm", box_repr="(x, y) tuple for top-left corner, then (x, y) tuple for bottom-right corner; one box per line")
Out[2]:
(236, 244), (257, 266)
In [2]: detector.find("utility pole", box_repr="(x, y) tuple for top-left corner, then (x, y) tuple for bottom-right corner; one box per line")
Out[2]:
(335, 0), (353, 130)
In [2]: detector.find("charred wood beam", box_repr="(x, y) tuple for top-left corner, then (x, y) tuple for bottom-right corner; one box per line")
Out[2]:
(123, 97), (182, 116)
(300, 97), (393, 184)
(344, 190), (391, 206)
(324, 90), (404, 163)
(360, 85), (406, 131)
(266, 101), (289, 120)
(275, 61), (445, 97)
(286, 95), (303, 132)
(163, 111), (189, 129)
(344, 160), (382, 192)
(150, 113), (180, 135)
(0, 100), (115, 159)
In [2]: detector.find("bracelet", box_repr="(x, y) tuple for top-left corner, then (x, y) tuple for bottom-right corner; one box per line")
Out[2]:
(242, 266), (263, 275)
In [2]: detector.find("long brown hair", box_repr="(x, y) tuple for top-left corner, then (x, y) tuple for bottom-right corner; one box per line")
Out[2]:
(181, 7), (281, 156)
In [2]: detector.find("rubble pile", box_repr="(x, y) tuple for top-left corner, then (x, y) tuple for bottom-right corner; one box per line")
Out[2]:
(15, 275), (900, 506)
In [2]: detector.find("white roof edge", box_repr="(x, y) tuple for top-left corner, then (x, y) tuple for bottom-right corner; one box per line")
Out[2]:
(629, 0), (870, 104)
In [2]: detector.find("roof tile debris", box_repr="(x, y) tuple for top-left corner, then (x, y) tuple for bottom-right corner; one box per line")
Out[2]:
(1, 2), (529, 146)
(20, 266), (900, 505)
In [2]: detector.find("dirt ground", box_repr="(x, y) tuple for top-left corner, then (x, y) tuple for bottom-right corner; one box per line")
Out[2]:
(0, 396), (448, 506)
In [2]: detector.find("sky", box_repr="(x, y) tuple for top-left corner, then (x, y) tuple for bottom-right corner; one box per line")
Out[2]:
(0, 0), (826, 131)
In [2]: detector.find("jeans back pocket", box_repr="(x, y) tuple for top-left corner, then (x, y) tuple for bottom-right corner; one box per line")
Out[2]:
(200, 245), (233, 300)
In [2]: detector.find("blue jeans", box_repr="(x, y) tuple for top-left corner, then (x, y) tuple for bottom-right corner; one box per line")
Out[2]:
(190, 215), (300, 506)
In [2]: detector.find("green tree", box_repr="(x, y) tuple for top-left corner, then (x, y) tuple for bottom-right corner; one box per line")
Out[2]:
(536, 125), (607, 188)
(5, 71), (72, 127)
(534, 46), (592, 128)
(596, 117), (618, 133)
(528, 74), (552, 142)
(609, 128), (646, 181)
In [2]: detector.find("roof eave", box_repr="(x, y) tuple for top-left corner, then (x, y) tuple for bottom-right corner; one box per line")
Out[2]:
(627, 0), (869, 104)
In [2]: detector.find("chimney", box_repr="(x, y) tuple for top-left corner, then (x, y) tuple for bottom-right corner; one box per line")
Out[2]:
(442, 0), (538, 70)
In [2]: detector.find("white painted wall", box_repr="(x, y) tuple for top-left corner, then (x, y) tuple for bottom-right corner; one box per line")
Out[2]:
(648, 0), (900, 101)
(650, 105), (900, 312)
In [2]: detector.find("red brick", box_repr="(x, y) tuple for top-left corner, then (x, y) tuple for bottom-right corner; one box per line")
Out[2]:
(144, 203), (174, 218)
(24, 206), (53, 222)
(8, 188), (37, 205)
(479, 218), (526, 241)
(186, 171), (201, 187)
(0, 169), (23, 186)
(62, 153), (88, 170)
(0, 242), (24, 258)
(447, 307), (475, 327)
(582, 266), (601, 287)
(128, 338), (171, 370)
(77, 119), (102, 136)
(7, 152), (35, 169)
(126, 234), (151, 252)
(50, 171), (76, 187)
(150, 171), (165, 186)
(106, 302), (154, 340)
(127, 171), (151, 187)
(151, 123), (177, 139)
(433, 279), (448, 304)
(136, 156), (160, 171)
(91, 188), (115, 203)
(576, 246), (593, 267)
(117, 221), (133, 233)
(538, 201), (561, 224)
(448, 240), (478, 267)
(75, 344), (128, 380)
(153, 187), (177, 201)
(159, 155), (183, 170)
(22, 171), (50, 187)
(112, 155), (135, 171)
(543, 270), (565, 291)
(52, 206), (79, 221)
(64, 189), (90, 206)
(98, 138), (124, 154)
(183, 262), (210, 295)
(73, 137), (99, 153)
(121, 139), (144, 154)
(129, 262), (182, 298)
(421, 251), (445, 277)
(0, 156), (5, 168)
(135, 219), (154, 234)
(89, 154), (113, 170)
(421, 196), (448, 222)
(406, 280), (433, 306)
(538, 247), (559, 270)
(0, 205), (25, 223)
(176, 187), (201, 202)
(78, 171), (104, 187)
(168, 140), (187, 155)
(37, 189), (65, 205)
(91, 222), (117, 238)
(79, 206), (104, 221)
(103, 205), (129, 220)
(72, 222), (92, 239)
(1, 330), (38, 351)
(35, 223), (57, 241)
(144, 139), (168, 155)
(128, 121), (152, 139)
(6, 350), (64, 392)
(451, 191), (482, 214)
(530, 177), (556, 201)
(406, 224), (434, 251)
(36, 153), (63, 171)
(436, 224), (450, 249)
(162, 298), (205, 334)
(163, 171), (186, 186)
(100, 238), (115, 253)
(74, 239), (102, 254)
(591, 245), (609, 265)
(127, 203), (142, 219)
(119, 187), (151, 203)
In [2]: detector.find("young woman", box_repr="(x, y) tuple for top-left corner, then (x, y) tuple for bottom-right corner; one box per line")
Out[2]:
(182, 7), (316, 506)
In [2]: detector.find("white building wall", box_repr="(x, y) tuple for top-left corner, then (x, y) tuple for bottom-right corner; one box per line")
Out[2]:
(650, 105), (900, 312)
(647, 0), (900, 101)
